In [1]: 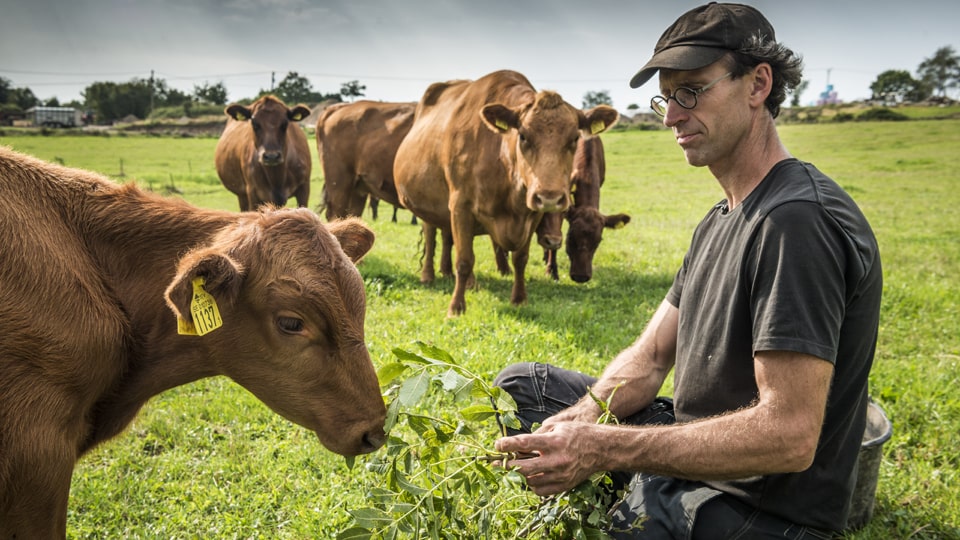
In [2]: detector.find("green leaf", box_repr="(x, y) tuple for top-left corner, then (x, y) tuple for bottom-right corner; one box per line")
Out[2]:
(414, 341), (457, 364)
(344, 455), (356, 470)
(336, 526), (373, 540)
(384, 398), (401, 434)
(348, 507), (393, 529)
(378, 362), (409, 386)
(392, 460), (428, 496)
(398, 372), (431, 407)
(459, 404), (498, 422)
(392, 347), (430, 365)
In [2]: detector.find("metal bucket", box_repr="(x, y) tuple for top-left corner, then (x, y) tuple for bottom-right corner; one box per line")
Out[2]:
(847, 399), (893, 529)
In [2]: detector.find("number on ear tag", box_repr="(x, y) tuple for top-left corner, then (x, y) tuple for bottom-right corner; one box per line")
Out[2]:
(188, 277), (223, 336)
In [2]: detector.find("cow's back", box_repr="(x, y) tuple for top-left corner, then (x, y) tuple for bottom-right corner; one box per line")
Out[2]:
(395, 71), (536, 228)
(318, 101), (414, 216)
(0, 152), (129, 468)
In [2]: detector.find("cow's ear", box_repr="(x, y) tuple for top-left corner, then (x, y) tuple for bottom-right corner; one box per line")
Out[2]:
(580, 105), (619, 135)
(165, 250), (244, 326)
(326, 217), (375, 263)
(480, 104), (520, 134)
(226, 104), (252, 122)
(603, 213), (631, 230)
(288, 105), (311, 122)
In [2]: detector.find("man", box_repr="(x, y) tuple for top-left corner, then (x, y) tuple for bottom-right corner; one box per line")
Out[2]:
(493, 3), (882, 538)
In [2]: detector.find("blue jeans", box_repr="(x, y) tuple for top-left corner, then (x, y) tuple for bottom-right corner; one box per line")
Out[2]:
(494, 362), (835, 540)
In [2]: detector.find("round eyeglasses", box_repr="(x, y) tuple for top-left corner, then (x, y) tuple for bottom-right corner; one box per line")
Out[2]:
(650, 72), (733, 117)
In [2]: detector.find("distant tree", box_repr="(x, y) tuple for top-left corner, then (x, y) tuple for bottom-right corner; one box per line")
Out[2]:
(83, 79), (153, 122)
(8, 86), (40, 110)
(340, 80), (366, 102)
(789, 79), (810, 107)
(917, 45), (960, 98)
(626, 103), (639, 113)
(44, 97), (61, 107)
(870, 70), (924, 103)
(582, 90), (613, 109)
(194, 81), (228, 105)
(0, 76), (11, 103)
(274, 71), (315, 104)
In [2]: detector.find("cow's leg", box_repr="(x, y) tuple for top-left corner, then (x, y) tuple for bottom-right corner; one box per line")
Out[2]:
(369, 196), (380, 221)
(544, 248), (559, 281)
(493, 243), (511, 276)
(237, 193), (251, 212)
(440, 228), (454, 279)
(0, 430), (75, 538)
(421, 222), (437, 283)
(294, 182), (310, 208)
(449, 214), (476, 316)
(510, 241), (532, 306)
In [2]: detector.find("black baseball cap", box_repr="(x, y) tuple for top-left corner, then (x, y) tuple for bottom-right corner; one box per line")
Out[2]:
(629, 2), (775, 88)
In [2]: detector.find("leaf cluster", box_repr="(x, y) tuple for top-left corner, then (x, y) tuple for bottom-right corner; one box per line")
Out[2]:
(337, 342), (629, 540)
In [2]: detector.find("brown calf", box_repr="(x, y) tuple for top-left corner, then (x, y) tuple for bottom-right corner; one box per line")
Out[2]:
(0, 147), (385, 538)
(216, 95), (312, 210)
(394, 70), (618, 316)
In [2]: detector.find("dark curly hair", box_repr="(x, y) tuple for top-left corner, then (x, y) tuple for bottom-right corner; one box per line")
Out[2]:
(725, 33), (804, 118)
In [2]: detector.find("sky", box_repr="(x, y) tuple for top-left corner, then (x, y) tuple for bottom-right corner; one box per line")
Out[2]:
(1, 0), (957, 114)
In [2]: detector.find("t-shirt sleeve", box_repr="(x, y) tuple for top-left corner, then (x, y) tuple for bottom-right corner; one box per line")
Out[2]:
(748, 201), (848, 363)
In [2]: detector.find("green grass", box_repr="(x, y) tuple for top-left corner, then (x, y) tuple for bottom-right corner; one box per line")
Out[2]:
(2, 119), (959, 538)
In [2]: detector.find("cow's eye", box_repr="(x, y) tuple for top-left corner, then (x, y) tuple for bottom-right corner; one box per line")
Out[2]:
(277, 316), (304, 334)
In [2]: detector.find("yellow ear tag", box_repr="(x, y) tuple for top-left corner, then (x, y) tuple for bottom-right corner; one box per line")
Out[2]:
(292, 113), (303, 121)
(590, 120), (605, 135)
(235, 112), (245, 121)
(185, 277), (223, 336)
(495, 119), (509, 131)
(614, 221), (626, 229)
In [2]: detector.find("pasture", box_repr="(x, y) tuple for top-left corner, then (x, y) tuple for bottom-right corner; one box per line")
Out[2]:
(1, 118), (958, 538)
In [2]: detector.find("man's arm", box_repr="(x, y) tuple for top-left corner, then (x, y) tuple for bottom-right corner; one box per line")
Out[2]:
(543, 299), (679, 425)
(495, 349), (834, 496)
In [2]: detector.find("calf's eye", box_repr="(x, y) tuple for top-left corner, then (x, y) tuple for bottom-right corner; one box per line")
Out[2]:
(277, 316), (305, 334)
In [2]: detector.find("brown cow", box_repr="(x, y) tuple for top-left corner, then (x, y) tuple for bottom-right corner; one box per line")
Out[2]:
(316, 100), (416, 222)
(394, 70), (618, 316)
(0, 147), (386, 538)
(216, 95), (312, 211)
(539, 134), (631, 282)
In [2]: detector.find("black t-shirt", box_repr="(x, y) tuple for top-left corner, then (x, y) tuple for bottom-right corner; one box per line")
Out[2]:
(665, 159), (883, 530)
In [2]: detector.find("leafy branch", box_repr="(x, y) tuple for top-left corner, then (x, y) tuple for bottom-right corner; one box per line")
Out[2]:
(337, 342), (633, 539)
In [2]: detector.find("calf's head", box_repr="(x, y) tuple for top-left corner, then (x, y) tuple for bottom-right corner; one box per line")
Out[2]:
(480, 92), (619, 213)
(226, 95), (310, 167)
(565, 206), (631, 283)
(165, 210), (386, 456)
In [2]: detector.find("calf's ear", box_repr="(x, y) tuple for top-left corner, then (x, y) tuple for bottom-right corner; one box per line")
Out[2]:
(225, 104), (252, 122)
(603, 213), (631, 229)
(580, 105), (620, 135)
(165, 250), (244, 323)
(288, 105), (312, 122)
(480, 104), (520, 134)
(326, 217), (375, 263)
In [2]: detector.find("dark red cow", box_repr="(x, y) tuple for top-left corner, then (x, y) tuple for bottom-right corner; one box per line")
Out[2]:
(216, 95), (312, 210)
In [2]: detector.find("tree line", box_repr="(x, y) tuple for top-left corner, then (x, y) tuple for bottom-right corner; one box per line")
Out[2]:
(2, 45), (957, 125)
(0, 71), (367, 125)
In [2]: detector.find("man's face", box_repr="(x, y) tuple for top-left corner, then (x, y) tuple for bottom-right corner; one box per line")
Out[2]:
(657, 62), (748, 168)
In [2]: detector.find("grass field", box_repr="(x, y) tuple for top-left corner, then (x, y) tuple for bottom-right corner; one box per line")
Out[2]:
(2, 118), (959, 539)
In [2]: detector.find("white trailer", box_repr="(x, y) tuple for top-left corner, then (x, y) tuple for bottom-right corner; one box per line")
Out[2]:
(26, 107), (83, 128)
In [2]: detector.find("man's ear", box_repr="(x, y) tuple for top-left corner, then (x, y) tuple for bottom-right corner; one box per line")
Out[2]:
(480, 104), (520, 134)
(326, 217), (375, 263)
(750, 63), (774, 107)
(165, 250), (243, 323)
(225, 104), (252, 122)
